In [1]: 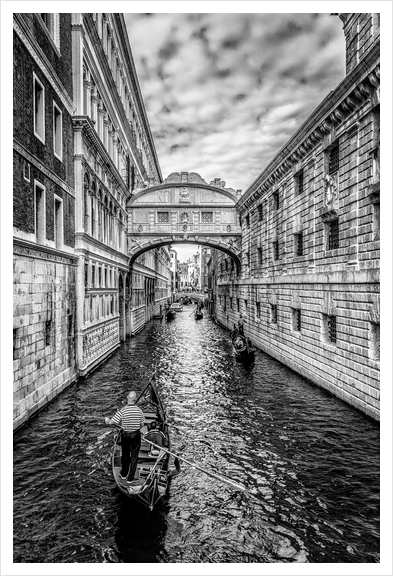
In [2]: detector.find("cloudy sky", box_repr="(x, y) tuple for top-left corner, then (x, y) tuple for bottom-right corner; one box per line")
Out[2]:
(125, 11), (346, 261)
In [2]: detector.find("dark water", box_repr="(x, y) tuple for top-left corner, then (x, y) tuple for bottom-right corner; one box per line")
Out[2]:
(13, 310), (380, 563)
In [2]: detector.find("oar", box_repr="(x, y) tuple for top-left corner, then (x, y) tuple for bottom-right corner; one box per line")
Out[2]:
(142, 437), (247, 492)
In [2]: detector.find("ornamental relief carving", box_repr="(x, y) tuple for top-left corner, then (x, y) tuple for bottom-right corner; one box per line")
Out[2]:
(324, 173), (339, 210)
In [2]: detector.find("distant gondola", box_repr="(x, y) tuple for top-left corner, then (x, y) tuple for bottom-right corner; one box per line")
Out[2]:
(231, 332), (255, 362)
(195, 309), (203, 320)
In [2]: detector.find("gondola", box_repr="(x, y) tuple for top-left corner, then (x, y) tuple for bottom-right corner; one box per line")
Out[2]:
(194, 309), (203, 320)
(231, 332), (256, 362)
(111, 375), (176, 509)
(166, 308), (176, 321)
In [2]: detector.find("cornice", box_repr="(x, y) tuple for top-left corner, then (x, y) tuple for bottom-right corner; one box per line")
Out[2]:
(13, 15), (75, 116)
(238, 41), (380, 211)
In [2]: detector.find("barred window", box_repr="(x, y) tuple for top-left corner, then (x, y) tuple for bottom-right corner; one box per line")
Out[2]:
(327, 315), (337, 343)
(246, 214), (250, 228)
(258, 204), (263, 221)
(45, 319), (52, 346)
(271, 304), (278, 324)
(236, 298), (240, 312)
(257, 246), (262, 265)
(273, 240), (279, 261)
(295, 169), (304, 195)
(369, 322), (380, 361)
(295, 232), (303, 256)
(256, 302), (261, 319)
(329, 145), (340, 175)
(292, 308), (301, 332)
(327, 218), (339, 250)
(157, 211), (169, 223)
(201, 212), (213, 223)
(273, 191), (279, 210)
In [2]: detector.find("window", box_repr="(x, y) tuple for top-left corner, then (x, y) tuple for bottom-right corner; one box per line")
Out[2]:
(369, 322), (380, 361)
(13, 329), (18, 360)
(45, 319), (52, 346)
(373, 203), (380, 241)
(295, 168), (304, 195)
(236, 298), (240, 312)
(246, 252), (250, 267)
(84, 264), (88, 287)
(33, 74), (45, 143)
(270, 304), (278, 324)
(98, 267), (102, 287)
(273, 191), (279, 210)
(40, 14), (60, 49)
(323, 314), (337, 344)
(91, 265), (95, 287)
(292, 308), (301, 332)
(294, 232), (303, 256)
(157, 211), (169, 223)
(201, 212), (213, 223)
(23, 161), (30, 182)
(54, 196), (63, 249)
(244, 300), (248, 315)
(329, 145), (340, 175)
(327, 218), (339, 250)
(257, 246), (262, 265)
(230, 297), (233, 310)
(245, 214), (250, 228)
(256, 302), (261, 319)
(257, 204), (263, 221)
(53, 102), (62, 160)
(273, 240), (279, 261)
(34, 181), (46, 244)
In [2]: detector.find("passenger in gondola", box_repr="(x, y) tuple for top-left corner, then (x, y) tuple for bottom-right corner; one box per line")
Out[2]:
(144, 421), (166, 456)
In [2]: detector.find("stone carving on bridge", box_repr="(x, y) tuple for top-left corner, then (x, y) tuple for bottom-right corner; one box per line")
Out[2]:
(165, 172), (208, 185)
(179, 187), (190, 202)
(180, 211), (189, 223)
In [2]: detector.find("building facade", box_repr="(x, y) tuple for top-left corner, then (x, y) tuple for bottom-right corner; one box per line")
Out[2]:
(13, 13), (171, 429)
(13, 14), (78, 431)
(212, 13), (380, 420)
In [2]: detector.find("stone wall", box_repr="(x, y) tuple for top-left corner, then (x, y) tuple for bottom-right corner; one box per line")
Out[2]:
(13, 245), (77, 429)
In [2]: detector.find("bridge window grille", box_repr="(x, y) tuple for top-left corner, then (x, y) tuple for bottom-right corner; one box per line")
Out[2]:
(292, 308), (301, 332)
(270, 304), (278, 324)
(295, 232), (303, 256)
(157, 211), (169, 223)
(327, 218), (339, 250)
(329, 144), (340, 175)
(202, 212), (213, 223)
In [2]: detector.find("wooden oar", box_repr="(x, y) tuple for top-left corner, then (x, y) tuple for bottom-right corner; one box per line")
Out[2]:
(142, 436), (247, 492)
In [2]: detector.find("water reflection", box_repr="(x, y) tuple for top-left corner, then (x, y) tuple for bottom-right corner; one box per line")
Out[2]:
(13, 311), (379, 563)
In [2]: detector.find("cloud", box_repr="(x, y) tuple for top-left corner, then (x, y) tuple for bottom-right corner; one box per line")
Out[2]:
(125, 13), (345, 191)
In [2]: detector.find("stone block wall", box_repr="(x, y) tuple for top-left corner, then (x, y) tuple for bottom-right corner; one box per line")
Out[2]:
(13, 247), (77, 429)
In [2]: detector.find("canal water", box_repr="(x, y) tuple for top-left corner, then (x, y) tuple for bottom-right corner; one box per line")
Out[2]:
(13, 308), (380, 564)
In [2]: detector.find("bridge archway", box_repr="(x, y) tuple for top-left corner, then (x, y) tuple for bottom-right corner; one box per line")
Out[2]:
(127, 171), (242, 270)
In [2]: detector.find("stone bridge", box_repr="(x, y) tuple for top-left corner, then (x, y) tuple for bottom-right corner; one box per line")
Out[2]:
(127, 171), (242, 269)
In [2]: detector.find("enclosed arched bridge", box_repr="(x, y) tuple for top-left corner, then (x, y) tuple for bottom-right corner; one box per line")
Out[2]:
(127, 171), (242, 269)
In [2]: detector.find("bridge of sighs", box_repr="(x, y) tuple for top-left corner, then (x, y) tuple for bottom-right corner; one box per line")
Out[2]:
(127, 171), (243, 269)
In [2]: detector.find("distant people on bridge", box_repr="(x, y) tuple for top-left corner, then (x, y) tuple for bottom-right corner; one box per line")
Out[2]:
(104, 391), (145, 484)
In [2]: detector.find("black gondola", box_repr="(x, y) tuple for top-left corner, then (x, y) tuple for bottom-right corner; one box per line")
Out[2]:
(111, 375), (175, 509)
(231, 332), (256, 362)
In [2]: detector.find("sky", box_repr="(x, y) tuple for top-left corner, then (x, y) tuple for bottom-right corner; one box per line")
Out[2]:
(125, 12), (346, 261)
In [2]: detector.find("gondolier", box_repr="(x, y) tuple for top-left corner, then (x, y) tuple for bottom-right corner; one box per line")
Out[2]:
(105, 391), (145, 484)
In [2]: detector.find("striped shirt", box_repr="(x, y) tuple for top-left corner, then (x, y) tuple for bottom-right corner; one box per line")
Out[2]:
(112, 405), (145, 432)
